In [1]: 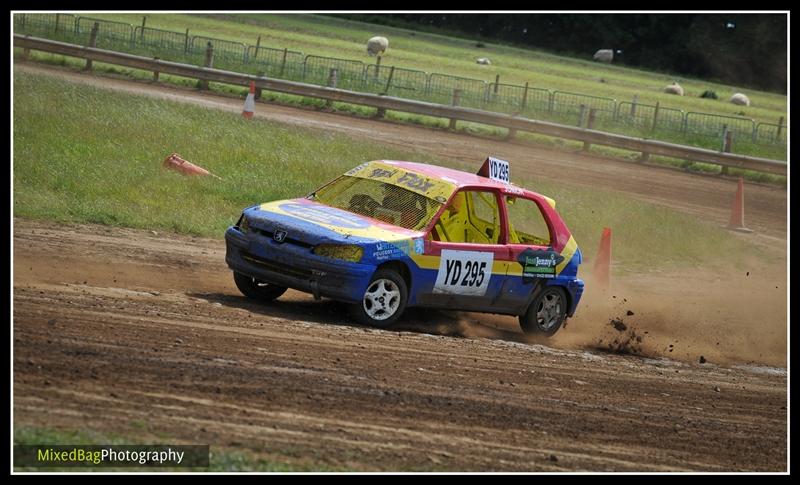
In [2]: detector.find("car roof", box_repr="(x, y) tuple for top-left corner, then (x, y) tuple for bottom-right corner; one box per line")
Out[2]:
(378, 160), (552, 203)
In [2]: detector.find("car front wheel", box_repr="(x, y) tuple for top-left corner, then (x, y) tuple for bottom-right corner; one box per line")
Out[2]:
(350, 269), (408, 328)
(233, 271), (287, 302)
(519, 286), (568, 336)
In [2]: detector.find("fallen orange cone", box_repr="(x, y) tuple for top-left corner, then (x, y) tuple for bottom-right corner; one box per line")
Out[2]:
(162, 153), (221, 179)
(727, 177), (753, 233)
(242, 81), (256, 118)
(593, 227), (612, 289)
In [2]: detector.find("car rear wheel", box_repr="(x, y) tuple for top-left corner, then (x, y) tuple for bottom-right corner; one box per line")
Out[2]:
(519, 286), (567, 336)
(233, 272), (287, 302)
(350, 269), (408, 328)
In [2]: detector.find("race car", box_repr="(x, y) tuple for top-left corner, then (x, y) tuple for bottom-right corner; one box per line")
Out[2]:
(225, 157), (584, 336)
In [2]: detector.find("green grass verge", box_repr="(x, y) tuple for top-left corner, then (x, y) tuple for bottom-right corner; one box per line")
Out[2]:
(13, 13), (787, 159)
(63, 13), (787, 122)
(16, 48), (787, 184)
(14, 425), (346, 472)
(13, 70), (779, 273)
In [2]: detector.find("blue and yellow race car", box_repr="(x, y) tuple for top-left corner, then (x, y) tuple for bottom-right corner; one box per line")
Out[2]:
(225, 158), (584, 336)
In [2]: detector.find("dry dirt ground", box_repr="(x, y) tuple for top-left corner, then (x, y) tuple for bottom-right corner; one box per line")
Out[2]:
(13, 219), (787, 471)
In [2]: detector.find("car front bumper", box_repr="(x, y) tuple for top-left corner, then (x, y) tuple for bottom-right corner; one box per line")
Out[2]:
(225, 226), (375, 303)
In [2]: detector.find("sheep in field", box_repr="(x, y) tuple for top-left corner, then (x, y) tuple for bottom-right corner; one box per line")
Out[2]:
(730, 93), (751, 106)
(476, 57), (492, 65)
(367, 36), (389, 57)
(593, 49), (614, 63)
(663, 81), (685, 96)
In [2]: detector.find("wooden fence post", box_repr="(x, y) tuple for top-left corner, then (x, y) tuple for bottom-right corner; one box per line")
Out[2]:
(84, 22), (99, 71)
(254, 71), (265, 100)
(375, 55), (381, 80)
(651, 101), (660, 133)
(577, 104), (587, 127)
(382, 65), (395, 95)
(184, 28), (189, 54)
(55, 13), (61, 34)
(140, 16), (146, 40)
(449, 89), (462, 130)
(198, 42), (213, 90)
(521, 81), (529, 111)
(254, 35), (261, 59)
(582, 108), (597, 151)
(153, 57), (160, 81)
(630, 94), (638, 118)
(776, 116), (784, 143)
(324, 67), (338, 109)
(720, 125), (732, 175)
(279, 48), (288, 77)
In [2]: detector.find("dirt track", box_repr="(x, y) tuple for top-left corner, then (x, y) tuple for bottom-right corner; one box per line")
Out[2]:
(15, 63), (788, 240)
(13, 219), (787, 471)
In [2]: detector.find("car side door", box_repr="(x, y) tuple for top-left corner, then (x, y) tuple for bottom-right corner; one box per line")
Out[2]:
(496, 193), (563, 313)
(414, 188), (511, 311)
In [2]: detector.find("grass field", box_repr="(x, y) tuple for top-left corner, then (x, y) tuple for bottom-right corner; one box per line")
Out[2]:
(13, 71), (778, 273)
(77, 13), (787, 125)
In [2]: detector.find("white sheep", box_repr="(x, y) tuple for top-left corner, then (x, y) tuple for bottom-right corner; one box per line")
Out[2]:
(367, 36), (389, 57)
(730, 93), (751, 106)
(663, 81), (685, 96)
(476, 57), (491, 65)
(593, 49), (613, 63)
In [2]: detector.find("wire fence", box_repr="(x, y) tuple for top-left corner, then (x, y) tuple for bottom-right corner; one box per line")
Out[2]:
(14, 13), (787, 153)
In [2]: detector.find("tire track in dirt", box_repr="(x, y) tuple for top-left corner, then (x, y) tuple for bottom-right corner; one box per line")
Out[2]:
(13, 219), (786, 471)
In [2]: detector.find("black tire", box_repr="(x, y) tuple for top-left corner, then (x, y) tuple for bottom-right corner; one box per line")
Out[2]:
(350, 269), (408, 328)
(519, 286), (568, 337)
(233, 272), (287, 302)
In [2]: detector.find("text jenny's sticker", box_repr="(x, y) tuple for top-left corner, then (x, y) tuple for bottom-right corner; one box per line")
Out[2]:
(433, 250), (494, 296)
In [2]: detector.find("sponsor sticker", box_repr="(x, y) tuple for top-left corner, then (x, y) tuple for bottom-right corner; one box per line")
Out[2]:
(413, 238), (425, 254)
(518, 247), (565, 282)
(348, 161), (455, 201)
(372, 240), (413, 260)
(279, 203), (371, 229)
(433, 250), (494, 296)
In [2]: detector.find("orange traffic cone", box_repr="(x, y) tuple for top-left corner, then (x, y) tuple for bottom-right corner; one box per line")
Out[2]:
(593, 227), (612, 289)
(727, 177), (753, 233)
(162, 153), (221, 179)
(242, 81), (256, 118)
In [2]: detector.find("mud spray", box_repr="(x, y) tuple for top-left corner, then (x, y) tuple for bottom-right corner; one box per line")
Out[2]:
(551, 261), (787, 367)
(428, 251), (787, 368)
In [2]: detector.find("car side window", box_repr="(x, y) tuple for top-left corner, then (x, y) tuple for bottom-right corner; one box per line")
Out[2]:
(431, 190), (501, 244)
(505, 196), (551, 246)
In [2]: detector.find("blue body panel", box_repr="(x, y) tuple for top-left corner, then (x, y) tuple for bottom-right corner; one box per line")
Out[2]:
(225, 204), (584, 317)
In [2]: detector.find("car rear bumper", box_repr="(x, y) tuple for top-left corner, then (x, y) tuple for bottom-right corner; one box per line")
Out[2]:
(564, 278), (584, 317)
(225, 226), (375, 303)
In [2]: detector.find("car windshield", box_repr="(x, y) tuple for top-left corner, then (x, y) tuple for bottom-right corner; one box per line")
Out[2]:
(310, 176), (445, 231)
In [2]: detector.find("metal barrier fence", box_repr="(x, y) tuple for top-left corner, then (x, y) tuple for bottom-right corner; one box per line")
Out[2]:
(14, 13), (787, 152)
(549, 91), (617, 125)
(616, 102), (686, 134)
(486, 83), (551, 115)
(363, 64), (427, 96)
(246, 46), (304, 80)
(684, 112), (756, 142)
(302, 55), (365, 90)
(76, 17), (134, 51)
(755, 122), (787, 145)
(426, 73), (487, 108)
(190, 35), (248, 70)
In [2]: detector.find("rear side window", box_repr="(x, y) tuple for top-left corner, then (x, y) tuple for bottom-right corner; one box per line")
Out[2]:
(505, 196), (551, 246)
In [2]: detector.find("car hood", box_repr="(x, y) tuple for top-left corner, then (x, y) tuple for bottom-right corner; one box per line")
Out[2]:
(243, 198), (423, 245)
